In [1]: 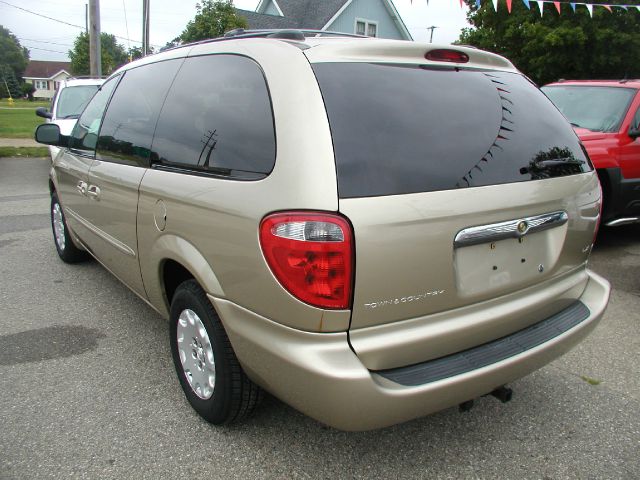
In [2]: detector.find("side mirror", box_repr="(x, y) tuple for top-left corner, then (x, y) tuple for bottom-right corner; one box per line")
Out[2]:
(35, 123), (68, 147)
(35, 107), (52, 119)
(629, 126), (640, 139)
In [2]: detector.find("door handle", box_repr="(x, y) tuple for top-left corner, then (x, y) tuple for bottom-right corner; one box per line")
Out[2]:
(76, 181), (87, 195)
(87, 185), (101, 199)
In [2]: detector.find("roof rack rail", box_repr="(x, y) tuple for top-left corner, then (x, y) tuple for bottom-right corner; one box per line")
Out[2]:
(66, 75), (108, 80)
(223, 28), (365, 40)
(163, 29), (367, 53)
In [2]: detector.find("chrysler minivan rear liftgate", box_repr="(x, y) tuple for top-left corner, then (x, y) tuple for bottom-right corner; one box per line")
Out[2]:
(312, 61), (602, 369)
(38, 32), (610, 431)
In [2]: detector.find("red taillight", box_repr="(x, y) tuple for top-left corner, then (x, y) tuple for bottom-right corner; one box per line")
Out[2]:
(425, 49), (469, 63)
(259, 212), (353, 310)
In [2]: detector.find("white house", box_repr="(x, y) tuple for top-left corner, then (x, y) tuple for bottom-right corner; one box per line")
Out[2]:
(22, 61), (72, 99)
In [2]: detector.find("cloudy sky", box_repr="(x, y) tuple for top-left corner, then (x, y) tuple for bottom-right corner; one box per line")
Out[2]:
(0, 0), (470, 62)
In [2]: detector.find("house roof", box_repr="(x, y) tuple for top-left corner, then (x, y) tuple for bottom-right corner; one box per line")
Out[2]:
(23, 61), (71, 79)
(235, 9), (298, 30)
(278, 0), (348, 29)
(238, 0), (349, 30)
(238, 0), (412, 40)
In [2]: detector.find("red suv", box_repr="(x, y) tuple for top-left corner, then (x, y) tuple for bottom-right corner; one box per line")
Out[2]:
(542, 80), (640, 226)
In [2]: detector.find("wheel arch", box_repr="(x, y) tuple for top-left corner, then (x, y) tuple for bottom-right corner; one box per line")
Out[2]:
(144, 234), (225, 315)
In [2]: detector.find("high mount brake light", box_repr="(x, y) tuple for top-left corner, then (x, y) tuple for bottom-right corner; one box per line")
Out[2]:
(425, 49), (470, 63)
(260, 212), (354, 310)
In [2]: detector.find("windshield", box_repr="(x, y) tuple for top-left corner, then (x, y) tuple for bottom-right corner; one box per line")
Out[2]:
(55, 85), (100, 119)
(541, 85), (635, 133)
(313, 63), (591, 198)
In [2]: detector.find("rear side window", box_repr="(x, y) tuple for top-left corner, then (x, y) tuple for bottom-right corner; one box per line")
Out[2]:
(312, 63), (591, 198)
(97, 59), (182, 167)
(151, 54), (275, 179)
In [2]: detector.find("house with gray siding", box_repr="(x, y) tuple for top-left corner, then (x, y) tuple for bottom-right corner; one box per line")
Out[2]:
(236, 0), (412, 41)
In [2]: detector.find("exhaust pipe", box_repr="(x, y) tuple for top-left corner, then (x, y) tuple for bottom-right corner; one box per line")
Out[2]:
(490, 385), (513, 403)
(605, 217), (639, 227)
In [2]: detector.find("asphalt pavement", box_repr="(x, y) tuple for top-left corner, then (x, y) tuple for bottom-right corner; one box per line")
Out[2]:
(1, 157), (638, 479)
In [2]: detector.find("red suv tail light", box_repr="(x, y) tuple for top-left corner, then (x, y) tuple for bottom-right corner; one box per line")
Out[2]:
(259, 212), (354, 310)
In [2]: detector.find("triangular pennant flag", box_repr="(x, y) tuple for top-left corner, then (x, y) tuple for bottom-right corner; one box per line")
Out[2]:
(476, 0), (481, 7)
(460, 0), (464, 8)
(569, 3), (576, 12)
(602, 4), (612, 12)
(534, 0), (544, 16)
(492, 0), (499, 11)
(554, 1), (561, 13)
(507, 0), (513, 12)
(585, 3), (593, 16)
(522, 0), (531, 9)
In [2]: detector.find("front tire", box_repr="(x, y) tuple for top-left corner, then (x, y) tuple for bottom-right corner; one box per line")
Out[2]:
(51, 192), (88, 263)
(169, 279), (262, 424)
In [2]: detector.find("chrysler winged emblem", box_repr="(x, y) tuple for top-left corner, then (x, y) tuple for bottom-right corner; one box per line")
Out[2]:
(517, 220), (529, 235)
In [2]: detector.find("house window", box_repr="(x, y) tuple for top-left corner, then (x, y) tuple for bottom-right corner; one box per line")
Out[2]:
(355, 19), (378, 37)
(35, 80), (49, 90)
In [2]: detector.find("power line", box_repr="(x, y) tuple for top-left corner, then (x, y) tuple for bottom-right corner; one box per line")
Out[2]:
(0, 0), (84, 29)
(0, 0), (155, 47)
(17, 37), (73, 47)
(22, 45), (68, 54)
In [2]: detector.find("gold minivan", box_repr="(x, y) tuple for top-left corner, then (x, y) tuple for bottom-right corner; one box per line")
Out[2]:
(36, 30), (610, 431)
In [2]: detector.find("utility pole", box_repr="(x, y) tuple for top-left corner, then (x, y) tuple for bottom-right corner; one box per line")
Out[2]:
(89, 0), (102, 77)
(426, 25), (438, 43)
(142, 0), (150, 56)
(85, 4), (88, 33)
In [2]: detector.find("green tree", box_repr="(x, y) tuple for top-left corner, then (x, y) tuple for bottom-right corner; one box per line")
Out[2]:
(457, 1), (640, 85)
(127, 45), (155, 61)
(0, 64), (21, 98)
(0, 25), (29, 80)
(68, 32), (129, 76)
(179, 0), (248, 43)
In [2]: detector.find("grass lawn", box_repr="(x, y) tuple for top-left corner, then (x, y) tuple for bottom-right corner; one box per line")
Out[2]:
(0, 146), (50, 157)
(0, 99), (49, 138)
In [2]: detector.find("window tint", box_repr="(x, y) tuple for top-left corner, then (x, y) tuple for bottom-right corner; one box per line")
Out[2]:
(541, 85), (635, 133)
(69, 76), (119, 154)
(312, 63), (591, 198)
(56, 85), (99, 119)
(97, 59), (182, 167)
(151, 55), (275, 179)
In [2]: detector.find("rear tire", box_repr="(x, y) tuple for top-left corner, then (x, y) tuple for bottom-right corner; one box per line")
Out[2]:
(51, 192), (89, 263)
(169, 279), (262, 424)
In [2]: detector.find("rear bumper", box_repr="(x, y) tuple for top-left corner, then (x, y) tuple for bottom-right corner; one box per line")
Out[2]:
(211, 270), (610, 431)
